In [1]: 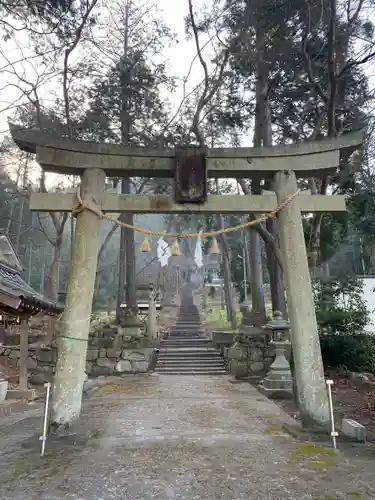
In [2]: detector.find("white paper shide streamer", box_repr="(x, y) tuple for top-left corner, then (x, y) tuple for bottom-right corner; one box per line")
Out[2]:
(194, 230), (203, 268)
(157, 237), (171, 267)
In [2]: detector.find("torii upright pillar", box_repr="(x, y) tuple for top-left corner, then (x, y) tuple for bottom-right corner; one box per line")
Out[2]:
(51, 168), (105, 430)
(274, 170), (329, 427)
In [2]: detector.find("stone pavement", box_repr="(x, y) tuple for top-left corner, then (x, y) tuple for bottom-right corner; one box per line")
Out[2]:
(0, 375), (375, 499)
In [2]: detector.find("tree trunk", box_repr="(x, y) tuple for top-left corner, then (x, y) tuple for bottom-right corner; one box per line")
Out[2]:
(116, 0), (137, 323)
(215, 178), (236, 328)
(266, 218), (286, 316)
(307, 0), (338, 270)
(248, 179), (266, 319)
(116, 214), (127, 324)
(219, 234), (237, 330)
(15, 196), (25, 254)
(48, 242), (62, 301)
(263, 99), (286, 317)
(124, 186), (137, 312)
(247, 23), (268, 319)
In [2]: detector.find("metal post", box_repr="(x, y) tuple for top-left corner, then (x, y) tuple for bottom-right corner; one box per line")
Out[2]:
(326, 379), (338, 449)
(40, 382), (52, 456)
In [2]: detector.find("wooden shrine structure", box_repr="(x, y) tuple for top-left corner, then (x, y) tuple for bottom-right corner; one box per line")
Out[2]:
(10, 125), (364, 430)
(0, 234), (62, 393)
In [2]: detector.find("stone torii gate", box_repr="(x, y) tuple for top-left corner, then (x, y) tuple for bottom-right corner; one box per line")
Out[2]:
(10, 126), (363, 430)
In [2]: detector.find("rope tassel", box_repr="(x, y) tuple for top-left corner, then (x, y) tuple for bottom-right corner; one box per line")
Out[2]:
(171, 240), (181, 256)
(140, 238), (151, 253)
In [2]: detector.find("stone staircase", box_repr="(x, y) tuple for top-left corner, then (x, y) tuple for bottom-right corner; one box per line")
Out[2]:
(155, 294), (226, 375)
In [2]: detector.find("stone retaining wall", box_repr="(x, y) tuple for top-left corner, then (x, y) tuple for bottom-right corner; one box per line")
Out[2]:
(0, 345), (44, 372)
(86, 347), (155, 376)
(0, 344), (155, 383)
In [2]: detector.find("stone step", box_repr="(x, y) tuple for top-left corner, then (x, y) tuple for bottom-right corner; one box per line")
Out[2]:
(169, 330), (206, 335)
(162, 344), (212, 349)
(175, 317), (201, 320)
(155, 306), (226, 375)
(154, 368), (227, 375)
(158, 352), (223, 361)
(161, 347), (213, 352)
(159, 347), (218, 353)
(158, 348), (220, 354)
(162, 339), (212, 345)
(159, 345), (217, 350)
(171, 328), (204, 333)
(175, 318), (201, 322)
(162, 345), (212, 350)
(157, 360), (224, 367)
(168, 328), (206, 338)
(173, 326), (203, 330)
(173, 325), (203, 329)
(175, 319), (201, 322)
(158, 357), (222, 363)
(168, 328), (206, 339)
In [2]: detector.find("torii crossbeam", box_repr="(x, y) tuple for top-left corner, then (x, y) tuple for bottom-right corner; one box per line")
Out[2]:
(9, 124), (364, 431)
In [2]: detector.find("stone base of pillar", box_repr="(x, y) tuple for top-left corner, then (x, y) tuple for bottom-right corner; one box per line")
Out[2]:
(260, 340), (293, 399)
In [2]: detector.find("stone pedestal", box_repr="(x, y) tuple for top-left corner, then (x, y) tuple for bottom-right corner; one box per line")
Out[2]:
(227, 332), (270, 380)
(261, 340), (293, 399)
(228, 342), (248, 379)
(227, 303), (271, 379)
(112, 313), (142, 348)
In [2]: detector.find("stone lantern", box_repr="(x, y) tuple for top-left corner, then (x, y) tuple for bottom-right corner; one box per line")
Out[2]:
(261, 311), (293, 399)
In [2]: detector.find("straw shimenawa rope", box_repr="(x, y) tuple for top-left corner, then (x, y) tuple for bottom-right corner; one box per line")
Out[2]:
(72, 188), (301, 239)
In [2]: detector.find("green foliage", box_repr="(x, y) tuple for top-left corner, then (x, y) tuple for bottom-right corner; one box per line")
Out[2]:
(313, 276), (375, 372)
(81, 56), (172, 145)
(319, 333), (375, 373)
(313, 276), (369, 335)
(212, 0), (374, 275)
(205, 307), (241, 331)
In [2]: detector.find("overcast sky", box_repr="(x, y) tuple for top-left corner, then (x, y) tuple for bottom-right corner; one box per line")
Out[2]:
(0, 0), (218, 185)
(0, 0), (212, 139)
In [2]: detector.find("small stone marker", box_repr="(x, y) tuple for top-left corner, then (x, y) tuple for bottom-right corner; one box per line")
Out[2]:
(341, 418), (367, 442)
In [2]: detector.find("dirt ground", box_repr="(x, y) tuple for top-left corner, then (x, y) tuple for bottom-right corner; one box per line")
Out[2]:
(0, 374), (375, 499)
(277, 369), (375, 442)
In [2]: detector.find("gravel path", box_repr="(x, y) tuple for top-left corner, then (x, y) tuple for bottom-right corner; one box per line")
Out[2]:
(0, 374), (375, 499)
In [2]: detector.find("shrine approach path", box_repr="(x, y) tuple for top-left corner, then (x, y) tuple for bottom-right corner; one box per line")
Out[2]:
(0, 374), (375, 499)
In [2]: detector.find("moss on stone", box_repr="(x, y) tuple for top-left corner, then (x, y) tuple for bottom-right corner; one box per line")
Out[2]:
(290, 443), (337, 472)
(264, 424), (283, 435)
(290, 443), (337, 461)
(310, 459), (337, 471)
